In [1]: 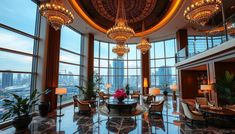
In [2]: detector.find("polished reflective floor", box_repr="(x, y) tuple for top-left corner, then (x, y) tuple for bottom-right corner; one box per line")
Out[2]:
(2, 96), (235, 134)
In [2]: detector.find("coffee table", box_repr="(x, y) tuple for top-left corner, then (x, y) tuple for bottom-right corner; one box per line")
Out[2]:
(106, 99), (137, 114)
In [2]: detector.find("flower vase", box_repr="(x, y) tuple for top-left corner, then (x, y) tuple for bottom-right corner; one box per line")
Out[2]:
(118, 97), (124, 102)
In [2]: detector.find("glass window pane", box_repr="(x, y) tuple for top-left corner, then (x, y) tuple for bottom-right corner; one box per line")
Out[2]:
(0, 28), (34, 54)
(155, 41), (165, 58)
(60, 50), (80, 64)
(155, 59), (165, 67)
(0, 51), (32, 72)
(150, 43), (155, 59)
(128, 61), (136, 68)
(94, 40), (99, 58)
(100, 42), (109, 58)
(59, 63), (80, 75)
(156, 68), (165, 75)
(166, 58), (175, 66)
(128, 45), (136, 60)
(99, 59), (108, 67)
(109, 43), (116, 59)
(94, 59), (99, 67)
(60, 26), (81, 53)
(0, 0), (37, 35)
(128, 69), (136, 76)
(165, 39), (175, 57)
(100, 68), (108, 75)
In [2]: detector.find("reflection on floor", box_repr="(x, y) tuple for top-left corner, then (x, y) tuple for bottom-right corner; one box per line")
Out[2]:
(2, 97), (235, 134)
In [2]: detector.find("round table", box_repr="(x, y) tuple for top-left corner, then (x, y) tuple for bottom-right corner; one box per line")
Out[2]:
(106, 99), (137, 114)
(199, 106), (235, 118)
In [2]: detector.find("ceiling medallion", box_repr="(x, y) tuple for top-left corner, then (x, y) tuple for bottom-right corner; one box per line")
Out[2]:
(137, 37), (151, 54)
(184, 0), (222, 26)
(106, 0), (135, 45)
(112, 44), (130, 57)
(39, 0), (74, 30)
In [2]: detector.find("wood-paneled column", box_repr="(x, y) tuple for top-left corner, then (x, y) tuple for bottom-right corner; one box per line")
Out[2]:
(176, 29), (188, 56)
(87, 33), (94, 81)
(141, 50), (150, 95)
(45, 25), (61, 111)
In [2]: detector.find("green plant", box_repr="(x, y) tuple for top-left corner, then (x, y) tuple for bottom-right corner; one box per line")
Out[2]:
(214, 71), (235, 106)
(1, 89), (50, 121)
(76, 73), (103, 100)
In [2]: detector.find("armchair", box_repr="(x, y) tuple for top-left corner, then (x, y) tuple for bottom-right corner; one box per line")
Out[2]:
(195, 97), (214, 110)
(77, 100), (92, 114)
(143, 95), (154, 104)
(98, 92), (109, 101)
(149, 99), (165, 115)
(181, 102), (205, 125)
(131, 91), (140, 100)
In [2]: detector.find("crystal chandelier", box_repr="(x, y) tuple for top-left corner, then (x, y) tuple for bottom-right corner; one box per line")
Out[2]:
(112, 44), (130, 57)
(137, 37), (151, 54)
(106, 0), (135, 45)
(137, 22), (151, 54)
(39, 0), (74, 30)
(184, 0), (222, 26)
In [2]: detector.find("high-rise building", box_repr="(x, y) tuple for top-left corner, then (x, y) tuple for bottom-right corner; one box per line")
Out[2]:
(157, 66), (172, 85)
(2, 72), (13, 88)
(113, 58), (124, 90)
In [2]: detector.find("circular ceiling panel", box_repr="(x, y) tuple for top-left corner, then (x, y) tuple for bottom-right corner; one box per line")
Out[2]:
(69, 0), (182, 36)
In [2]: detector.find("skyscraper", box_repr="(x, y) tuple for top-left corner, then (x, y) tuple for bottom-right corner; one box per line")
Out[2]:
(157, 66), (172, 85)
(113, 58), (124, 90)
(2, 72), (13, 88)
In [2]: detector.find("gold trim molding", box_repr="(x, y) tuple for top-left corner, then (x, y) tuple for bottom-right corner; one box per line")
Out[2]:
(68, 0), (182, 37)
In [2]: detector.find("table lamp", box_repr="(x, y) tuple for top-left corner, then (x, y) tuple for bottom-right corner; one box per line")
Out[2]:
(200, 85), (212, 100)
(170, 84), (177, 101)
(149, 88), (160, 101)
(105, 83), (112, 95)
(55, 88), (67, 117)
(143, 78), (148, 95)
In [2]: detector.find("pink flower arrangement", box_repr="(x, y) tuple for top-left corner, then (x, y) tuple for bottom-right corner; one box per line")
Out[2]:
(113, 88), (127, 100)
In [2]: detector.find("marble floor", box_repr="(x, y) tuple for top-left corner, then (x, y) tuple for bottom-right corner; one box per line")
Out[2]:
(1, 97), (235, 134)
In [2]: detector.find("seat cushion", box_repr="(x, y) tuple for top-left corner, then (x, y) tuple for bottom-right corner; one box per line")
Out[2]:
(192, 110), (202, 116)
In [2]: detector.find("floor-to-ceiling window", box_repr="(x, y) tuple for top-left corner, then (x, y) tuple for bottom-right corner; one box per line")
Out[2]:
(94, 41), (141, 94)
(150, 39), (177, 93)
(58, 26), (84, 104)
(0, 0), (39, 122)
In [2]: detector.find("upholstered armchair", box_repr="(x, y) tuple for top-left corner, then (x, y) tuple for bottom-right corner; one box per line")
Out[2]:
(143, 95), (154, 104)
(195, 97), (214, 110)
(181, 102), (205, 125)
(149, 99), (165, 115)
(131, 91), (140, 100)
(77, 100), (92, 114)
(98, 91), (109, 101)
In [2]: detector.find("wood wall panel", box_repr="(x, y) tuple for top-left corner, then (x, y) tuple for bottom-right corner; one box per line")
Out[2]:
(141, 51), (150, 95)
(87, 33), (94, 80)
(45, 25), (61, 111)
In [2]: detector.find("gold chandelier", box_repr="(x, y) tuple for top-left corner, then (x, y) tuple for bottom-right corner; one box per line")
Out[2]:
(112, 44), (130, 57)
(184, 0), (222, 26)
(137, 22), (151, 54)
(137, 37), (151, 54)
(106, 0), (135, 45)
(39, 0), (74, 30)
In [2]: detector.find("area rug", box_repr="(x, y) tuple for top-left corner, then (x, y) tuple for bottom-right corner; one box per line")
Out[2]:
(98, 104), (147, 117)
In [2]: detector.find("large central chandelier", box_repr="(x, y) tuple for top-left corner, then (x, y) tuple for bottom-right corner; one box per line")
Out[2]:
(184, 0), (222, 26)
(39, 0), (74, 30)
(107, 0), (135, 57)
(106, 0), (135, 45)
(112, 45), (130, 57)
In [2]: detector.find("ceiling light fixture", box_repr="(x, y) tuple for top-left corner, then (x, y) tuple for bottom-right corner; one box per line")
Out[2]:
(112, 44), (130, 57)
(184, 0), (222, 26)
(39, 0), (74, 30)
(137, 22), (151, 54)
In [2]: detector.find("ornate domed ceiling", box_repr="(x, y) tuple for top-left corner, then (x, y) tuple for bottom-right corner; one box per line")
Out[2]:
(69, 0), (182, 37)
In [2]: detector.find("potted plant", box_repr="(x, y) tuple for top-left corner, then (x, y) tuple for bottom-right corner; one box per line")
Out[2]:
(214, 71), (235, 106)
(113, 88), (127, 102)
(76, 73), (103, 100)
(125, 84), (130, 96)
(1, 89), (48, 130)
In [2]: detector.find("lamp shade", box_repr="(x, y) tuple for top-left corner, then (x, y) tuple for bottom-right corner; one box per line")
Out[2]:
(55, 88), (67, 95)
(170, 84), (178, 91)
(200, 85), (212, 91)
(143, 78), (148, 88)
(105, 83), (112, 89)
(149, 88), (160, 96)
